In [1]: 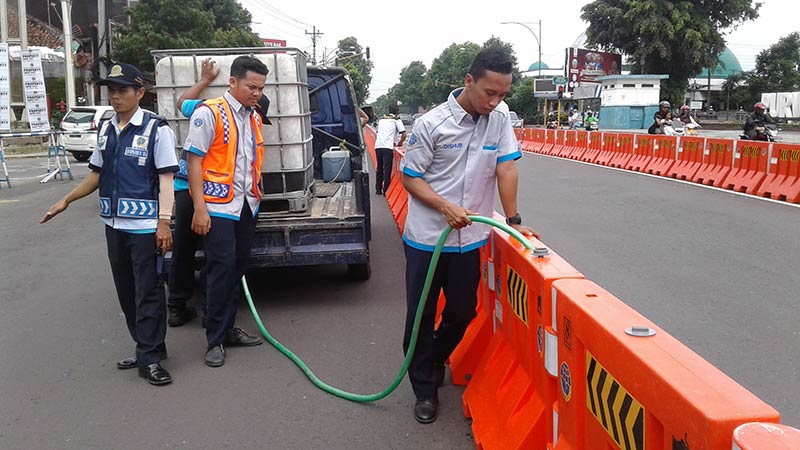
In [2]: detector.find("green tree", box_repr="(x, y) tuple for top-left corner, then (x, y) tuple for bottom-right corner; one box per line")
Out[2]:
(581, 0), (760, 105)
(393, 61), (427, 112)
(422, 42), (481, 107)
(336, 37), (373, 105)
(113, 0), (261, 71)
(725, 33), (800, 110)
(372, 87), (398, 117)
(505, 76), (539, 120)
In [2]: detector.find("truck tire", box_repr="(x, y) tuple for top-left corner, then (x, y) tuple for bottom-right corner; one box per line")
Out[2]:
(347, 262), (371, 281)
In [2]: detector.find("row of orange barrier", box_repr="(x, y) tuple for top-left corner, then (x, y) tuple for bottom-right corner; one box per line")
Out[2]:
(515, 128), (800, 203)
(362, 126), (799, 449)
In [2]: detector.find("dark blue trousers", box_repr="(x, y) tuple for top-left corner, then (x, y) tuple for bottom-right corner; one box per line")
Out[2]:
(105, 226), (167, 367)
(168, 189), (199, 308)
(403, 244), (480, 400)
(375, 148), (393, 193)
(203, 203), (256, 347)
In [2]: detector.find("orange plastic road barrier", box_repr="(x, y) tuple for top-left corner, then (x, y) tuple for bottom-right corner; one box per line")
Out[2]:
(551, 129), (567, 157)
(460, 228), (584, 450)
(557, 130), (576, 158)
(692, 138), (734, 187)
(551, 278), (779, 450)
(533, 129), (547, 153)
(580, 132), (603, 163)
(723, 140), (770, 194)
(756, 143), (800, 202)
(540, 129), (556, 155)
(593, 133), (618, 166)
(569, 131), (589, 160)
(514, 128), (524, 141)
(733, 422), (800, 450)
(667, 136), (705, 180)
(625, 135), (655, 172)
(607, 133), (635, 168)
(384, 148), (408, 235)
(363, 126), (377, 167)
(521, 128), (536, 152)
(643, 135), (678, 176)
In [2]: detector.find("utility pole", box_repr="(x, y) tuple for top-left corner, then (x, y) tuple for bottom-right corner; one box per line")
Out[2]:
(305, 26), (323, 65)
(98, 0), (107, 105)
(17, 0), (28, 48)
(60, 0), (76, 108)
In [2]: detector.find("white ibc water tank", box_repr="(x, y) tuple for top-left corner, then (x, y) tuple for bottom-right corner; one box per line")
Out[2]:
(154, 49), (313, 196)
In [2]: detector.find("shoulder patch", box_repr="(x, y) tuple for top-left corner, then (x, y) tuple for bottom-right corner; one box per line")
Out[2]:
(193, 118), (204, 128)
(408, 133), (417, 146)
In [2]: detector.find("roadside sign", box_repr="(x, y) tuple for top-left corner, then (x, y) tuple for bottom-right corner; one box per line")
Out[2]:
(552, 76), (568, 85)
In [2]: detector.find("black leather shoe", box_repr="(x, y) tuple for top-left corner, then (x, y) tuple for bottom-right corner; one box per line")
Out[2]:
(168, 305), (197, 327)
(433, 362), (446, 387)
(117, 350), (168, 370)
(224, 327), (262, 347)
(414, 398), (438, 424)
(375, 189), (382, 195)
(138, 363), (172, 386)
(205, 344), (226, 367)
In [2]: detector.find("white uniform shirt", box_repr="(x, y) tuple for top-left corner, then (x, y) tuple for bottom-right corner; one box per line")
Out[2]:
(89, 107), (178, 233)
(399, 88), (521, 252)
(184, 91), (260, 220)
(375, 116), (405, 149)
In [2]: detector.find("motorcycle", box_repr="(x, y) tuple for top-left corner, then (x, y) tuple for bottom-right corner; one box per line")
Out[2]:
(739, 123), (780, 142)
(585, 120), (599, 132)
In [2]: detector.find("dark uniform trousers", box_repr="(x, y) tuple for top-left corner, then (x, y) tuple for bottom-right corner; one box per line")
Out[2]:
(105, 226), (167, 366)
(204, 202), (256, 347)
(402, 244), (480, 400)
(168, 189), (201, 309)
(375, 147), (394, 193)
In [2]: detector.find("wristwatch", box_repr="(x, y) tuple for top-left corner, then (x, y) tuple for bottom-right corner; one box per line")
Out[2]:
(506, 213), (522, 225)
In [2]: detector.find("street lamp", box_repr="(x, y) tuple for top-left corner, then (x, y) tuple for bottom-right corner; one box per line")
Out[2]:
(501, 20), (542, 77)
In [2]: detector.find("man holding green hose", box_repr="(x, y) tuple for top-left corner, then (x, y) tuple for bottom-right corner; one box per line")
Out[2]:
(399, 48), (539, 423)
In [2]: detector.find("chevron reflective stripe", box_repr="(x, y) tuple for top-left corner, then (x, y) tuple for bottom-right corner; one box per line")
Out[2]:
(99, 197), (112, 217)
(506, 265), (529, 325)
(203, 180), (230, 198)
(116, 198), (157, 218)
(586, 351), (644, 450)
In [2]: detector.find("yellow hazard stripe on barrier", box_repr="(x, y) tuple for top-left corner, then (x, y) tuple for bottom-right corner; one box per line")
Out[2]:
(505, 266), (528, 325)
(586, 351), (644, 450)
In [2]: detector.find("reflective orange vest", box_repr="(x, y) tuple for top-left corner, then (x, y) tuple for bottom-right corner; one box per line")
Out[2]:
(199, 97), (264, 204)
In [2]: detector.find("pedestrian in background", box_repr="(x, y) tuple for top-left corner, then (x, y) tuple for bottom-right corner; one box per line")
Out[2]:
(41, 63), (178, 386)
(374, 104), (406, 195)
(399, 48), (539, 424)
(184, 56), (267, 368)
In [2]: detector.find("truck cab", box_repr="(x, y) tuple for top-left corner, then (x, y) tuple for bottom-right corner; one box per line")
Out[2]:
(153, 48), (371, 279)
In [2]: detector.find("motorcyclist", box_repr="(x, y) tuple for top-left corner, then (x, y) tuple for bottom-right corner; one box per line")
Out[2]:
(678, 105), (700, 134)
(648, 100), (671, 134)
(743, 102), (776, 140)
(584, 111), (598, 130)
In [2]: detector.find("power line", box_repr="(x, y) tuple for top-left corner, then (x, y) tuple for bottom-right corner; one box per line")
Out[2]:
(305, 26), (323, 65)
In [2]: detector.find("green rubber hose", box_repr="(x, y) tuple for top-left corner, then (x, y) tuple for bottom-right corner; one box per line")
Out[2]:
(242, 215), (535, 403)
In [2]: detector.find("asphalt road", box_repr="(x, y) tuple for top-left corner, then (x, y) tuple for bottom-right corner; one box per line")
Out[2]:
(0, 170), (475, 449)
(513, 152), (800, 428)
(1, 150), (798, 449)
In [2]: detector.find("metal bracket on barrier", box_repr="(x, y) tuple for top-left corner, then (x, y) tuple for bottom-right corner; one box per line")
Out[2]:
(532, 247), (550, 258)
(625, 326), (656, 337)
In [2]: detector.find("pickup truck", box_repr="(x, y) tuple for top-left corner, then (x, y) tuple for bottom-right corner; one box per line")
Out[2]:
(152, 48), (372, 279)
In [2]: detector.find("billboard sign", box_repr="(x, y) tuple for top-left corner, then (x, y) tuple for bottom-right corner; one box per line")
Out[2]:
(567, 48), (622, 88)
(262, 38), (288, 48)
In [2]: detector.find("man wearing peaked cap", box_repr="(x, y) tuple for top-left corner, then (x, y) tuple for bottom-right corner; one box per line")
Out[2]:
(41, 62), (179, 386)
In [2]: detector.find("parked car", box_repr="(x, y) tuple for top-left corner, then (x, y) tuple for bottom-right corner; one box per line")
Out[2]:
(60, 106), (114, 161)
(508, 111), (524, 128)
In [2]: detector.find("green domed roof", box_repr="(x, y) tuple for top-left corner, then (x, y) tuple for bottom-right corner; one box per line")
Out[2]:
(697, 47), (743, 78)
(528, 61), (549, 71)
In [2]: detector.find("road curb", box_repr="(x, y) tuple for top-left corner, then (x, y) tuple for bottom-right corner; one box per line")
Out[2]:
(3, 153), (52, 159)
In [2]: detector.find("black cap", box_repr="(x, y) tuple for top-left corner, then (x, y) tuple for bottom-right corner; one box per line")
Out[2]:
(254, 94), (272, 125)
(98, 63), (145, 88)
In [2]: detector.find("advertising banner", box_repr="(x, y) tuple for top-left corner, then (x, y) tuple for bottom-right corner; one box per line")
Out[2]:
(0, 44), (10, 131)
(262, 38), (288, 48)
(567, 48), (622, 89)
(21, 49), (50, 133)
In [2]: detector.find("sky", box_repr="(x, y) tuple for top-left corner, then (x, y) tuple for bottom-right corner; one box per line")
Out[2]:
(240, 0), (797, 103)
